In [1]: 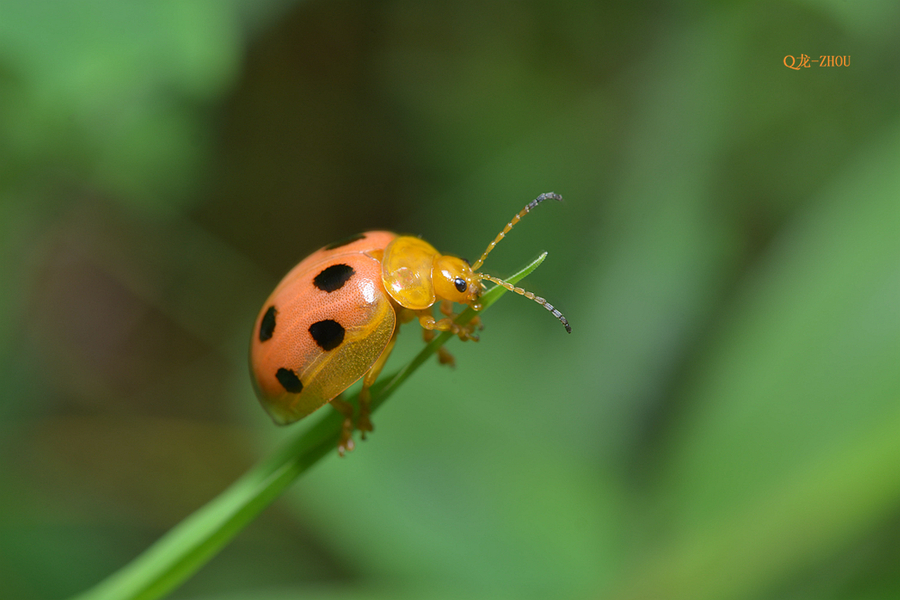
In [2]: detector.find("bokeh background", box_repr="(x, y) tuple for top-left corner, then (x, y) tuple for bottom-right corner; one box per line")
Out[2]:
(2, 1), (899, 599)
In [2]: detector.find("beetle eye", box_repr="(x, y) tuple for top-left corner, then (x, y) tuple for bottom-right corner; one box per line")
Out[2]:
(454, 278), (467, 293)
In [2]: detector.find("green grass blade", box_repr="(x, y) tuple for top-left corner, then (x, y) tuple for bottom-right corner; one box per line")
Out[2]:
(70, 252), (549, 600)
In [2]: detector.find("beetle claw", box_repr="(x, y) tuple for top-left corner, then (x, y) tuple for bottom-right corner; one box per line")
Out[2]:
(437, 346), (456, 368)
(338, 433), (355, 456)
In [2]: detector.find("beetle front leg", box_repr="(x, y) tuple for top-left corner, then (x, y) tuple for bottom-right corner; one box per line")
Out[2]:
(444, 300), (483, 340)
(417, 312), (479, 342)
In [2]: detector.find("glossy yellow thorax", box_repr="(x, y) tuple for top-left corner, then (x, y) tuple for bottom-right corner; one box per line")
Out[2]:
(381, 236), (440, 310)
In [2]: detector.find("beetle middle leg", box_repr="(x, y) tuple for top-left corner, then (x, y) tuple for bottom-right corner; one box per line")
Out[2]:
(422, 327), (456, 367)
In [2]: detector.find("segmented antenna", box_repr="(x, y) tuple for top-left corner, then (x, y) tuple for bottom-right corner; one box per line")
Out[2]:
(478, 273), (572, 333)
(470, 192), (563, 271)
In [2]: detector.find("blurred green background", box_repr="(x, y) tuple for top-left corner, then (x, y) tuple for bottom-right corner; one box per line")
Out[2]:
(2, 1), (899, 599)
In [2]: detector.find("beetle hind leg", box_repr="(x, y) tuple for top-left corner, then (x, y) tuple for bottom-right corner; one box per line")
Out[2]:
(331, 396), (356, 456)
(329, 333), (397, 455)
(357, 386), (375, 439)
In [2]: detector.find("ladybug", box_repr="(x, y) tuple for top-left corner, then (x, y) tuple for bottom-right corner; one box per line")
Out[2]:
(250, 192), (570, 454)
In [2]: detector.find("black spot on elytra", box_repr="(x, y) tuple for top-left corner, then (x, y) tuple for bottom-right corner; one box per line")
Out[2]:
(325, 233), (366, 250)
(259, 306), (277, 341)
(313, 263), (355, 293)
(309, 319), (345, 351)
(276, 368), (303, 393)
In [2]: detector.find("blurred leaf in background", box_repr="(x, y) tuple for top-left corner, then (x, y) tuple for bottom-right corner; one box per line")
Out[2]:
(1, 1), (899, 600)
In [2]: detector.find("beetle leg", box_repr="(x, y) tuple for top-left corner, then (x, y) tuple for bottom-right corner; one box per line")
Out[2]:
(445, 300), (482, 341)
(417, 311), (479, 342)
(423, 327), (457, 368)
(357, 333), (397, 439)
(330, 333), (397, 454)
(437, 346), (456, 367)
(466, 315), (483, 336)
(331, 395), (355, 456)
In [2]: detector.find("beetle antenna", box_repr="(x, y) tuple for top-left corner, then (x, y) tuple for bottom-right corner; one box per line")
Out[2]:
(477, 273), (571, 333)
(471, 192), (563, 271)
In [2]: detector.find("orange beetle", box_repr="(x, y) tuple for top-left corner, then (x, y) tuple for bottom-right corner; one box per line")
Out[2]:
(249, 193), (570, 454)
